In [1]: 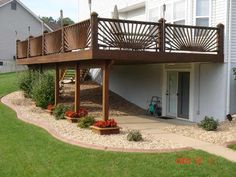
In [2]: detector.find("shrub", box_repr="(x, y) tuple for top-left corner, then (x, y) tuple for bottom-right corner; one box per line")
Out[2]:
(53, 104), (70, 120)
(78, 116), (95, 128)
(32, 72), (55, 108)
(198, 116), (219, 131)
(18, 71), (39, 98)
(93, 119), (117, 128)
(127, 130), (143, 142)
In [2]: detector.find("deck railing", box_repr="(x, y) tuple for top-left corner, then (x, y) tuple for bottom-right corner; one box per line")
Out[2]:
(97, 18), (160, 51)
(16, 13), (224, 59)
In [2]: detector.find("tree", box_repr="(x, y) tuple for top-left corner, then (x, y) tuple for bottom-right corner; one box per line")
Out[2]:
(41, 16), (59, 30)
(57, 17), (75, 26)
(41, 16), (56, 24)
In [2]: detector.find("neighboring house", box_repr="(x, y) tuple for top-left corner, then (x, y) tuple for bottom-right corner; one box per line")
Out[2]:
(78, 0), (235, 122)
(0, 0), (51, 73)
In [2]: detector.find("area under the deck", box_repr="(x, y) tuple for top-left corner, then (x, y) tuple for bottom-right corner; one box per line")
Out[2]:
(60, 81), (147, 117)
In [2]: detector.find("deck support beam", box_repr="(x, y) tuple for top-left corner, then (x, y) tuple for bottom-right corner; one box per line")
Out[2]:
(102, 61), (111, 121)
(55, 64), (60, 106)
(75, 63), (81, 112)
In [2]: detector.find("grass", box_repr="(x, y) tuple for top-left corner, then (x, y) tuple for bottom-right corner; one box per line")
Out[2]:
(0, 72), (236, 177)
(228, 144), (236, 151)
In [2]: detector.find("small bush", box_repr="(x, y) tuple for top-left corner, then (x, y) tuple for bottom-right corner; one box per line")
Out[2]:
(127, 130), (143, 142)
(78, 116), (95, 128)
(32, 72), (55, 108)
(18, 71), (39, 98)
(53, 104), (70, 120)
(198, 116), (219, 131)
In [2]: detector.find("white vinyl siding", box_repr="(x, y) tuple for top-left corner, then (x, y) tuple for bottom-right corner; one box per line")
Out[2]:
(230, 0), (236, 62)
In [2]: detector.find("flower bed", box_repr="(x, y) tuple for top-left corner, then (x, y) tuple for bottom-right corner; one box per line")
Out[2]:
(91, 119), (120, 135)
(46, 104), (54, 114)
(65, 108), (88, 123)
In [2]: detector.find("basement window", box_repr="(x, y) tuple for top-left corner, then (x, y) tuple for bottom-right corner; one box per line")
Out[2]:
(0, 62), (3, 66)
(11, 1), (17, 10)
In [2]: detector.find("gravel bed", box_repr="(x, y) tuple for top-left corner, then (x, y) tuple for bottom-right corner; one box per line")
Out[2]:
(3, 91), (185, 150)
(162, 120), (236, 145)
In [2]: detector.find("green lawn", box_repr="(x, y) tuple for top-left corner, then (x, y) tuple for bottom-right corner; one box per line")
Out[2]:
(0, 72), (236, 177)
(228, 144), (236, 151)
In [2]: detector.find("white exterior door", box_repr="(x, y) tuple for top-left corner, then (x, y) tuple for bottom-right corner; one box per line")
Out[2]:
(166, 71), (178, 117)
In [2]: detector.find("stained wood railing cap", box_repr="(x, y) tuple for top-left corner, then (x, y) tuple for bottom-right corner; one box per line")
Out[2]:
(158, 18), (166, 23)
(217, 23), (224, 28)
(91, 12), (98, 17)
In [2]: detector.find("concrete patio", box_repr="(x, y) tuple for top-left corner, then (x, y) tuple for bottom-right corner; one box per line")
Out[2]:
(117, 115), (236, 162)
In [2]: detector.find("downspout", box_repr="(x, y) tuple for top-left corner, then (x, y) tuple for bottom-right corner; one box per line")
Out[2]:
(226, 0), (232, 115)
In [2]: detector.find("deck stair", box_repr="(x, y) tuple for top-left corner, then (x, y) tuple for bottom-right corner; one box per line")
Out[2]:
(60, 68), (90, 82)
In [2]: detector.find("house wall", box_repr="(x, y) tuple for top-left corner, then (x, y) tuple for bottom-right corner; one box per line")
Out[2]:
(228, 0), (236, 114)
(120, 7), (146, 21)
(0, 2), (46, 73)
(109, 64), (163, 109)
(230, 62), (236, 114)
(192, 63), (227, 122)
(88, 0), (230, 122)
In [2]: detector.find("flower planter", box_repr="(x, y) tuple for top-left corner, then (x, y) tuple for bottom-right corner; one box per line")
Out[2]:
(90, 126), (120, 135)
(46, 109), (53, 115)
(65, 116), (80, 123)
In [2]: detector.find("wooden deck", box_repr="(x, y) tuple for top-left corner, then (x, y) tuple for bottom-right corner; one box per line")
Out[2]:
(15, 13), (225, 121)
(16, 13), (224, 65)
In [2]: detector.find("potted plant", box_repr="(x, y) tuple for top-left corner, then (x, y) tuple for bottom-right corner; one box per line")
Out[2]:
(46, 104), (54, 114)
(90, 119), (120, 135)
(64, 108), (88, 123)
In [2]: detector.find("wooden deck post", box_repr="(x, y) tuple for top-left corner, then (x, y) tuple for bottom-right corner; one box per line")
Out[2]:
(75, 63), (81, 112)
(90, 12), (99, 53)
(217, 23), (224, 56)
(102, 61), (111, 121)
(158, 18), (166, 53)
(55, 64), (60, 106)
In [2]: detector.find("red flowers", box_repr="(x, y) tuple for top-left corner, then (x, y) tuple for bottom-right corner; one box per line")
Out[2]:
(47, 104), (54, 111)
(65, 108), (88, 118)
(94, 119), (117, 128)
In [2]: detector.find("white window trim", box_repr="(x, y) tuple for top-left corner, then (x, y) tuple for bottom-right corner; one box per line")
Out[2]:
(194, 0), (212, 26)
(172, 0), (187, 24)
(148, 0), (187, 25)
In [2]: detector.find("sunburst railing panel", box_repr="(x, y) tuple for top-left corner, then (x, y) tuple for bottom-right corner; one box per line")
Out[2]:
(98, 18), (160, 52)
(44, 29), (62, 55)
(64, 20), (91, 51)
(165, 24), (219, 54)
(29, 36), (42, 57)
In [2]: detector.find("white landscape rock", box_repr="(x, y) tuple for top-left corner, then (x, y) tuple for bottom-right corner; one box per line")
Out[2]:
(2, 91), (186, 150)
(162, 120), (236, 145)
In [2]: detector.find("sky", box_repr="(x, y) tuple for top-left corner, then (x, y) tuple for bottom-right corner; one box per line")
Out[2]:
(21, 0), (81, 22)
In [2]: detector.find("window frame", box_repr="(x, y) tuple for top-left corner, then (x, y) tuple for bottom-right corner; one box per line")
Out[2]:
(172, 0), (187, 24)
(194, 0), (211, 27)
(11, 1), (17, 10)
(148, 0), (187, 25)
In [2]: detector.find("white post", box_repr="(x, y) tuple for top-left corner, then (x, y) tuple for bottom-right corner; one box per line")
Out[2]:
(60, 9), (64, 27)
(88, 0), (92, 14)
(162, 4), (166, 19)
